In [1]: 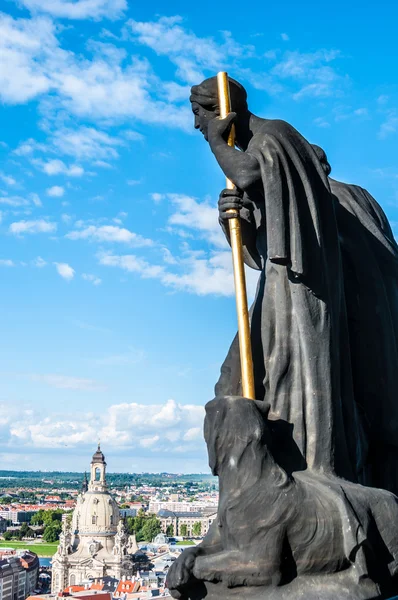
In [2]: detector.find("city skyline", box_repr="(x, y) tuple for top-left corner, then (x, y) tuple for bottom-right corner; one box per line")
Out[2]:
(1, 0), (398, 472)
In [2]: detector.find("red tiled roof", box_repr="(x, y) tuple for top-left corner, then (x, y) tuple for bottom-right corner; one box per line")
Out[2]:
(115, 580), (139, 594)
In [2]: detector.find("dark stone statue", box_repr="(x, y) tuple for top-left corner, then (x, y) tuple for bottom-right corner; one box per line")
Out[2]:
(168, 397), (398, 600)
(166, 76), (398, 599)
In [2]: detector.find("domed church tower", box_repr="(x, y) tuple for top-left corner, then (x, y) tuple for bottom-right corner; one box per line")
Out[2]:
(51, 446), (136, 593)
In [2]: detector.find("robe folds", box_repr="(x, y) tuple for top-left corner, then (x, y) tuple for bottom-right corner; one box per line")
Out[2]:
(215, 118), (398, 493)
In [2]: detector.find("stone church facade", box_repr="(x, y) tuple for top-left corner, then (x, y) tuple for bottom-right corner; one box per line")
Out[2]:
(51, 446), (137, 593)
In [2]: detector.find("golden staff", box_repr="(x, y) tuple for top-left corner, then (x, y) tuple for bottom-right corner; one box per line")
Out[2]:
(217, 71), (255, 400)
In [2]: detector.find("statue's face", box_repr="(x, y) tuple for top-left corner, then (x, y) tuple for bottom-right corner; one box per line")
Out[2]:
(191, 101), (218, 141)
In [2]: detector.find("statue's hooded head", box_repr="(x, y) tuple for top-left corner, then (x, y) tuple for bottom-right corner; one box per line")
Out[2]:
(190, 76), (248, 141)
(311, 144), (332, 176)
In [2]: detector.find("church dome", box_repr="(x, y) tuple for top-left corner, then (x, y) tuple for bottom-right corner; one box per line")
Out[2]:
(76, 490), (119, 536)
(71, 445), (120, 537)
(52, 446), (134, 595)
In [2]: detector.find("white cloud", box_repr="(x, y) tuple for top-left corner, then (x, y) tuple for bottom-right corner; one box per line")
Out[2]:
(0, 173), (17, 186)
(32, 256), (47, 267)
(51, 51), (191, 128)
(293, 83), (337, 100)
(0, 14), (191, 130)
(0, 193), (41, 207)
(66, 224), (153, 247)
(0, 398), (205, 454)
(93, 349), (144, 366)
(94, 187), (261, 297)
(99, 398), (204, 448)
(140, 435), (160, 448)
(30, 192), (42, 206)
(377, 95), (389, 105)
(379, 110), (398, 139)
(0, 196), (29, 207)
(272, 49), (345, 100)
(17, 0), (127, 20)
(51, 126), (124, 161)
(82, 272), (102, 285)
(54, 261), (75, 280)
(129, 16), (254, 84)
(314, 116), (331, 128)
(167, 193), (226, 248)
(14, 138), (47, 156)
(0, 13), (55, 104)
(9, 219), (57, 234)
(0, 259), (15, 267)
(151, 192), (164, 203)
(98, 250), (259, 298)
(47, 185), (65, 197)
(183, 427), (202, 441)
(40, 159), (84, 177)
(27, 373), (105, 391)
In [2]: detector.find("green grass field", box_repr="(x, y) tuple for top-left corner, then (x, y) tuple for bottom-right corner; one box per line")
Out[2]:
(175, 540), (195, 546)
(0, 541), (58, 557)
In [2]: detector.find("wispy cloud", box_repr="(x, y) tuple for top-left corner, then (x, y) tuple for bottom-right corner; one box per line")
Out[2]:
(129, 16), (255, 84)
(82, 272), (102, 285)
(15, 0), (127, 21)
(52, 126), (125, 161)
(0, 173), (17, 186)
(54, 262), (75, 280)
(93, 348), (145, 366)
(9, 219), (57, 234)
(38, 159), (84, 177)
(271, 49), (345, 100)
(26, 373), (106, 391)
(379, 110), (398, 138)
(167, 193), (226, 248)
(46, 185), (65, 197)
(98, 248), (259, 298)
(32, 256), (47, 268)
(66, 224), (153, 247)
(0, 259), (15, 267)
(0, 196), (30, 207)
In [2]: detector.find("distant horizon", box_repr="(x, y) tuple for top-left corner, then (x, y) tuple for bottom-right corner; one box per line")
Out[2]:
(0, 469), (213, 476)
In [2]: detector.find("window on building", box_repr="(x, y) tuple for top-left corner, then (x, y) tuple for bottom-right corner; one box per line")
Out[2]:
(92, 515), (97, 525)
(110, 515), (113, 525)
(70, 575), (75, 585)
(95, 467), (101, 481)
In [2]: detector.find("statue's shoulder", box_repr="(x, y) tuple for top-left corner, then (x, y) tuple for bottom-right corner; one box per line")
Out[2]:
(256, 118), (293, 135)
(249, 119), (302, 150)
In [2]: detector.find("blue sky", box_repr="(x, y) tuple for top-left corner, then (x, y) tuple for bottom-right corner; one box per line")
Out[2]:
(0, 0), (398, 473)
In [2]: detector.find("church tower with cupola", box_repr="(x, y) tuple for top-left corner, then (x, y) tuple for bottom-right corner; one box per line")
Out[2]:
(51, 446), (137, 593)
(90, 444), (107, 491)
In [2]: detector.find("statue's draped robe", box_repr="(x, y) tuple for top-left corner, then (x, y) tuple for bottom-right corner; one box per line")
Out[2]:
(215, 119), (398, 493)
(331, 178), (398, 492)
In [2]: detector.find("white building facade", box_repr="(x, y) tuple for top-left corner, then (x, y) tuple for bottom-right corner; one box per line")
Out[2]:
(51, 446), (137, 593)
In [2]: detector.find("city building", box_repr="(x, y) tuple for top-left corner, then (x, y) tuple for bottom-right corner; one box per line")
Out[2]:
(51, 446), (138, 594)
(0, 518), (7, 534)
(0, 509), (37, 525)
(148, 501), (217, 514)
(157, 510), (217, 537)
(0, 550), (39, 600)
